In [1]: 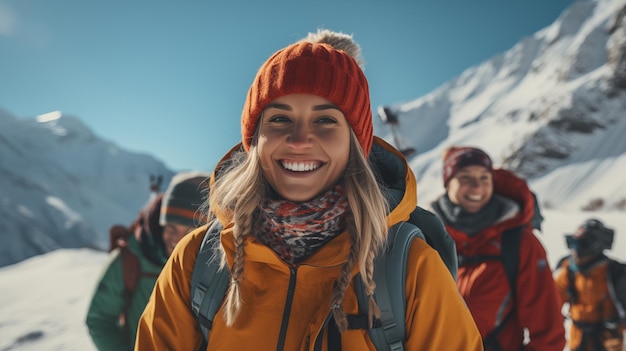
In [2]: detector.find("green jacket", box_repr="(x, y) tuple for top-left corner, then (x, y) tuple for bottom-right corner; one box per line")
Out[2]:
(86, 235), (164, 351)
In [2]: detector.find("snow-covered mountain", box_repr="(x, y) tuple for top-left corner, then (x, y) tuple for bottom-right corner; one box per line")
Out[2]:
(1, 0), (626, 349)
(377, 0), (626, 212)
(0, 109), (175, 267)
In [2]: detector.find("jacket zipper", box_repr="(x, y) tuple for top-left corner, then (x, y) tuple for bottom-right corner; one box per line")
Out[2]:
(276, 266), (297, 351)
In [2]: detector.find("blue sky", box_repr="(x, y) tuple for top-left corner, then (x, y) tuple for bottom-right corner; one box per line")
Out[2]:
(0, 0), (576, 172)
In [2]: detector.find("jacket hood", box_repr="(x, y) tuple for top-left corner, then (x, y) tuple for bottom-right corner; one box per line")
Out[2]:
(492, 168), (535, 230)
(368, 136), (417, 227)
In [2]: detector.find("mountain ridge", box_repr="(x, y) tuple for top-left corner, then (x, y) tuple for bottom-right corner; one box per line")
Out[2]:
(0, 108), (175, 266)
(379, 0), (626, 211)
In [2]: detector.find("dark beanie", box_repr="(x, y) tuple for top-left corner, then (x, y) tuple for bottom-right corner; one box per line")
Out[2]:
(159, 171), (211, 227)
(442, 146), (493, 187)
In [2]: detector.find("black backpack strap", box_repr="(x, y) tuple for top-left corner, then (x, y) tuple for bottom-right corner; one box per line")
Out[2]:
(607, 259), (626, 321)
(342, 221), (420, 351)
(500, 226), (522, 296)
(410, 207), (458, 280)
(190, 221), (229, 343)
(566, 263), (579, 303)
(480, 226), (523, 351)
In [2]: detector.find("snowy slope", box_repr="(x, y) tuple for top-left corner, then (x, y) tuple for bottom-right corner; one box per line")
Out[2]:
(0, 109), (175, 266)
(377, 0), (626, 211)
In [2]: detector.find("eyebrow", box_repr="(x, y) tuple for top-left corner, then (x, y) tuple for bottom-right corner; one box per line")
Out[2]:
(457, 170), (490, 176)
(265, 103), (340, 111)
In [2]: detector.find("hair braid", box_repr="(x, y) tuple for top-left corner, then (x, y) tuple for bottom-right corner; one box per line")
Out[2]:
(364, 240), (381, 326)
(207, 145), (266, 326)
(330, 212), (360, 332)
(222, 211), (251, 325)
(341, 132), (388, 329)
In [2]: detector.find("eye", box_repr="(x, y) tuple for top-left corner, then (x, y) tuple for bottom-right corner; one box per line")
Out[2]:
(266, 114), (292, 124)
(315, 116), (338, 125)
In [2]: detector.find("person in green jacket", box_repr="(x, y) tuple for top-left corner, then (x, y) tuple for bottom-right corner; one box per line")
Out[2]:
(85, 171), (210, 351)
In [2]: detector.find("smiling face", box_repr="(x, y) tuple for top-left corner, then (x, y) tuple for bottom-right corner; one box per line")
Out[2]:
(256, 94), (351, 202)
(446, 165), (494, 213)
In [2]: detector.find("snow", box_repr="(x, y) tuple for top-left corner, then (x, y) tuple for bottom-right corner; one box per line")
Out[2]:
(0, 249), (109, 350)
(0, 108), (176, 266)
(1, 0), (626, 349)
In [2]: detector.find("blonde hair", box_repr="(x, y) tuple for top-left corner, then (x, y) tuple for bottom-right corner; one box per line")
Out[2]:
(207, 131), (388, 330)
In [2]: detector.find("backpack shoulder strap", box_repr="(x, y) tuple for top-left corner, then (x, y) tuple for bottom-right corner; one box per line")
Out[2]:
(120, 246), (141, 297)
(481, 225), (523, 350)
(190, 221), (229, 343)
(500, 226), (523, 296)
(409, 207), (458, 280)
(564, 258), (579, 303)
(351, 221), (421, 351)
(118, 246), (142, 326)
(607, 259), (626, 321)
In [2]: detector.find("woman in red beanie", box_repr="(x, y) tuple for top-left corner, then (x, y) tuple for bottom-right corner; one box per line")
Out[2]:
(135, 30), (482, 351)
(431, 146), (566, 351)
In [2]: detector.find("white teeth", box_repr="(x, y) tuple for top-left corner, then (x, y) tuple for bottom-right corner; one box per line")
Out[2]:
(468, 195), (483, 201)
(282, 161), (319, 172)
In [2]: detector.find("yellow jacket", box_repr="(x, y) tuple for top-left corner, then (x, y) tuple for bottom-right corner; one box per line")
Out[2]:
(555, 257), (626, 351)
(135, 138), (482, 350)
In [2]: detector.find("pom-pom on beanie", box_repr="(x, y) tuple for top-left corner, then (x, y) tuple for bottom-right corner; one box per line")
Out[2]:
(159, 171), (211, 227)
(240, 41), (373, 155)
(442, 146), (493, 187)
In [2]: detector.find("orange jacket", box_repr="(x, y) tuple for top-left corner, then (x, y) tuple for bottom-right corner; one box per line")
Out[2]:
(135, 138), (482, 350)
(554, 257), (626, 351)
(443, 169), (566, 351)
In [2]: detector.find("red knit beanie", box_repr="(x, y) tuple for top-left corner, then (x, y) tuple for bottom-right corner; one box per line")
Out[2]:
(442, 146), (493, 187)
(241, 42), (373, 155)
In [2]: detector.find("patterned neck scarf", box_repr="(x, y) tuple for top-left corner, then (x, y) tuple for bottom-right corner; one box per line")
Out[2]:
(254, 184), (348, 265)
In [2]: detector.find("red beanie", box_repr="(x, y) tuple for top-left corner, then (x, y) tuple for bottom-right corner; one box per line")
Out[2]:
(241, 42), (373, 155)
(442, 146), (493, 187)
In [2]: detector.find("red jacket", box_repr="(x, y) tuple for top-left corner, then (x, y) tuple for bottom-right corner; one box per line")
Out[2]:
(444, 169), (565, 351)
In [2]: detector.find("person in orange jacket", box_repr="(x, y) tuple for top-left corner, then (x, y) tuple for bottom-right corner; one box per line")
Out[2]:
(431, 146), (566, 351)
(554, 219), (626, 351)
(134, 30), (482, 350)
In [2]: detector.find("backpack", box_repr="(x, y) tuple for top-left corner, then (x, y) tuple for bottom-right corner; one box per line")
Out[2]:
(609, 260), (626, 322)
(108, 224), (144, 299)
(110, 193), (165, 327)
(190, 207), (456, 351)
(456, 226), (523, 351)
(108, 224), (161, 327)
(109, 224), (133, 252)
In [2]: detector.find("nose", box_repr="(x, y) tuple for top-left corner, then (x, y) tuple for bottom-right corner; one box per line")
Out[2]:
(287, 121), (313, 150)
(468, 178), (480, 188)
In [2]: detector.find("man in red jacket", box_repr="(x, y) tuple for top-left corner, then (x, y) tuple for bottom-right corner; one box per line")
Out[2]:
(431, 146), (565, 351)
